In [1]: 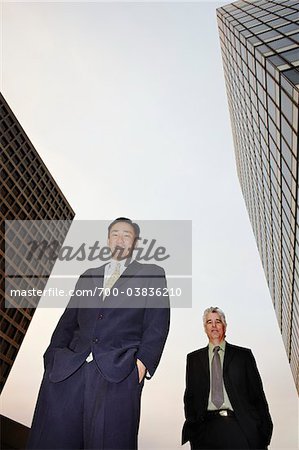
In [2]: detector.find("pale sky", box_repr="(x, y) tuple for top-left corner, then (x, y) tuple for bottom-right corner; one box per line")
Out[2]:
(1, 1), (298, 449)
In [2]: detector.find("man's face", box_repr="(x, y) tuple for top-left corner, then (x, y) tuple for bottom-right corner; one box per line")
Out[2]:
(204, 312), (226, 343)
(108, 222), (136, 260)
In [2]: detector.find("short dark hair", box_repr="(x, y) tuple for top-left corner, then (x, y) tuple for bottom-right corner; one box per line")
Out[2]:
(108, 217), (140, 239)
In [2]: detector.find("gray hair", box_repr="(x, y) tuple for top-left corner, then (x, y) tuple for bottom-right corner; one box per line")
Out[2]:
(203, 306), (227, 328)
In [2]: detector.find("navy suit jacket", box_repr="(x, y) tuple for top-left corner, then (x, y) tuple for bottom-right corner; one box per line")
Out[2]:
(182, 343), (273, 449)
(44, 260), (170, 383)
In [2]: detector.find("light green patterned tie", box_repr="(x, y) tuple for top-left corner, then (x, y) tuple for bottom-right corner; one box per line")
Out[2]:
(103, 263), (121, 299)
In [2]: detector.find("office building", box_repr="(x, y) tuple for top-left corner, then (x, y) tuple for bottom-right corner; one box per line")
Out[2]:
(1, 93), (75, 391)
(217, 0), (299, 392)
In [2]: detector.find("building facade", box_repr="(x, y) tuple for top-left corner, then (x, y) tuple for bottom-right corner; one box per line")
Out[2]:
(0, 93), (75, 391)
(217, 0), (299, 392)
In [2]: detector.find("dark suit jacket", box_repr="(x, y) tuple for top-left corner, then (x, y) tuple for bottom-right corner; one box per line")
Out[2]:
(44, 260), (170, 383)
(182, 343), (273, 449)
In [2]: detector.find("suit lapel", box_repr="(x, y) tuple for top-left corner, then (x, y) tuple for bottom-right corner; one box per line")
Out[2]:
(199, 346), (210, 379)
(197, 347), (210, 412)
(90, 260), (143, 304)
(90, 260), (143, 290)
(223, 342), (235, 373)
(91, 264), (106, 290)
(113, 260), (143, 290)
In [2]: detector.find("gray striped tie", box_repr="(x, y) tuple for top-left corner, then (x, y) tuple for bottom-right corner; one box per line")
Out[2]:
(211, 346), (224, 408)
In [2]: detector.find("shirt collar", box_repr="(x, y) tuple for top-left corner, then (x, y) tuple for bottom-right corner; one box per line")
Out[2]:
(108, 257), (134, 272)
(209, 340), (226, 352)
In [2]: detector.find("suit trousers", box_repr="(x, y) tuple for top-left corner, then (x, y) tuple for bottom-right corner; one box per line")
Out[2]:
(27, 360), (144, 450)
(190, 415), (250, 450)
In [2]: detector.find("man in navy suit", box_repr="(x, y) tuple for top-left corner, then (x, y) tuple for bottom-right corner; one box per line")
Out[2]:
(27, 218), (170, 450)
(182, 307), (272, 450)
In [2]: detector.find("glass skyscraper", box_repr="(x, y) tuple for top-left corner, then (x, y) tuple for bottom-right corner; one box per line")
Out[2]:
(217, 0), (299, 393)
(1, 93), (75, 391)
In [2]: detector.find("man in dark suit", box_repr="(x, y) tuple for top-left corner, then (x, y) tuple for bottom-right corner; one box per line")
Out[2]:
(182, 307), (273, 450)
(27, 218), (170, 450)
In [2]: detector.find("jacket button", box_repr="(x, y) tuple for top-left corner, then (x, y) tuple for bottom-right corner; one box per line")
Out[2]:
(92, 338), (99, 343)
(98, 313), (103, 320)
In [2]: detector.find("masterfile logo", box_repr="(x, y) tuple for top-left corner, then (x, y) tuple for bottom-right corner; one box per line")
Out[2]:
(5, 220), (192, 309)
